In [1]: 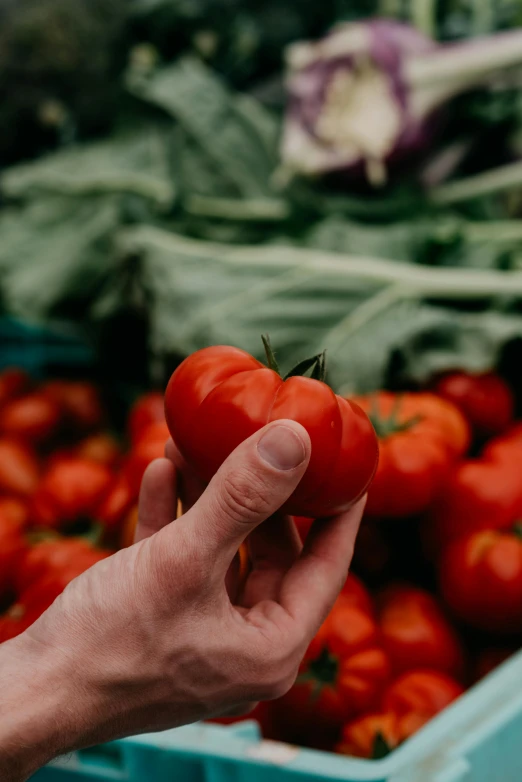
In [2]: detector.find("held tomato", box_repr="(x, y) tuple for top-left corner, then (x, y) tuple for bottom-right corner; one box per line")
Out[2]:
(427, 459), (522, 554)
(439, 528), (522, 634)
(352, 393), (469, 519)
(381, 669), (464, 726)
(31, 457), (113, 529)
(43, 380), (104, 431)
(270, 598), (391, 746)
(293, 516), (314, 542)
(434, 371), (514, 438)
(0, 392), (61, 443)
(377, 585), (464, 679)
(128, 392), (165, 445)
(16, 538), (110, 593)
(0, 438), (39, 497)
(165, 345), (378, 518)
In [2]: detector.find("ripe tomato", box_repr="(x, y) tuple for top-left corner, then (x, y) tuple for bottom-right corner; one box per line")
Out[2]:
(128, 391), (165, 445)
(482, 424), (522, 465)
(75, 433), (121, 468)
(31, 457), (113, 529)
(0, 578), (65, 643)
(271, 598), (390, 746)
(0, 497), (29, 528)
(0, 392), (61, 444)
(43, 380), (104, 431)
(473, 648), (514, 682)
(377, 585), (464, 679)
(340, 574), (375, 616)
(337, 712), (400, 758)
(165, 345), (378, 518)
(16, 538), (110, 593)
(293, 515), (314, 542)
(0, 368), (29, 408)
(0, 515), (27, 598)
(0, 438), (39, 496)
(434, 371), (513, 438)
(352, 392), (469, 518)
(123, 422), (170, 489)
(97, 475), (136, 531)
(439, 529), (522, 634)
(121, 505), (139, 548)
(381, 669), (463, 727)
(428, 459), (522, 553)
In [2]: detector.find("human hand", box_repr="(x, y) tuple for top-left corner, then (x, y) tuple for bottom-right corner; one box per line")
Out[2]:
(0, 420), (365, 779)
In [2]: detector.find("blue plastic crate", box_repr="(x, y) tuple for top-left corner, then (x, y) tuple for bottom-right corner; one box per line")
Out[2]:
(32, 650), (522, 782)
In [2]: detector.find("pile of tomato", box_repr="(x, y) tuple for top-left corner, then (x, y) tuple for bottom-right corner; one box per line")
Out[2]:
(0, 368), (167, 642)
(212, 370), (522, 759)
(1, 361), (521, 761)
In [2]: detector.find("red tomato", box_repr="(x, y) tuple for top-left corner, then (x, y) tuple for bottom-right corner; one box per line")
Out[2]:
(0, 578), (63, 643)
(341, 574), (375, 616)
(435, 371), (513, 438)
(0, 515), (27, 598)
(428, 459), (522, 553)
(123, 422), (170, 489)
(0, 438), (39, 497)
(473, 648), (515, 682)
(0, 368), (30, 408)
(43, 380), (104, 431)
(31, 457), (113, 530)
(75, 433), (121, 468)
(271, 599), (390, 746)
(482, 424), (522, 465)
(377, 585), (464, 679)
(0, 392), (61, 443)
(353, 393), (469, 519)
(382, 669), (463, 724)
(293, 515), (314, 542)
(0, 497), (29, 528)
(337, 712), (400, 758)
(121, 505), (139, 548)
(128, 392), (165, 445)
(439, 529), (522, 634)
(16, 538), (110, 593)
(97, 475), (136, 531)
(165, 346), (378, 518)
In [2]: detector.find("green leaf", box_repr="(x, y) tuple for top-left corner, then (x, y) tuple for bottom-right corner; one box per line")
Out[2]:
(112, 225), (522, 392)
(1, 124), (175, 209)
(130, 57), (279, 199)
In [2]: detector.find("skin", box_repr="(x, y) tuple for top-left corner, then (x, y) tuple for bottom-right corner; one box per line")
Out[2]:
(0, 420), (365, 781)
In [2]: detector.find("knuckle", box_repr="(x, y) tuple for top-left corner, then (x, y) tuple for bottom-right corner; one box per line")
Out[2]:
(220, 470), (273, 525)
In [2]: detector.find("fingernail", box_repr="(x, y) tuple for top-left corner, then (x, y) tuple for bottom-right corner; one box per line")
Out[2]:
(258, 425), (306, 471)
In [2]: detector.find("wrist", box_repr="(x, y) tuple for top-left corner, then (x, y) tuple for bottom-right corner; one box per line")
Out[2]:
(0, 630), (95, 780)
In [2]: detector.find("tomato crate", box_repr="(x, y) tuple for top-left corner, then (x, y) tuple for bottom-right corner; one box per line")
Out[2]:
(33, 650), (522, 782)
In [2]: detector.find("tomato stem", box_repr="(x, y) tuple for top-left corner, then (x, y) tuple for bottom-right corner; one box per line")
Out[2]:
(262, 334), (280, 374)
(371, 732), (393, 760)
(368, 393), (423, 438)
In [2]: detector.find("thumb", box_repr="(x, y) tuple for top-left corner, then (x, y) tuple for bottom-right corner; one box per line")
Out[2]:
(182, 420), (310, 570)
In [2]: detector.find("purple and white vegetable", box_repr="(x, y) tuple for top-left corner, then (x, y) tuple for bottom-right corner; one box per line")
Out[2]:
(281, 20), (522, 186)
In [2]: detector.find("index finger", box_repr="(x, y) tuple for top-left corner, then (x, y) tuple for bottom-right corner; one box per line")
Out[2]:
(278, 497), (366, 641)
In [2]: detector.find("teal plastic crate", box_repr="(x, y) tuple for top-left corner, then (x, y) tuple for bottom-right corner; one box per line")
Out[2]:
(33, 650), (522, 782)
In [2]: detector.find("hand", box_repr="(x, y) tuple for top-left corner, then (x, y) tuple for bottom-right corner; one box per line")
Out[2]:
(0, 420), (365, 779)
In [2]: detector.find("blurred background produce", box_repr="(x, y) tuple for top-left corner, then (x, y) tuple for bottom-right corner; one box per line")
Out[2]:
(2, 0), (522, 764)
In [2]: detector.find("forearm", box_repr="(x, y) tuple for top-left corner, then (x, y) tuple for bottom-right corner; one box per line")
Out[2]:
(0, 633), (86, 781)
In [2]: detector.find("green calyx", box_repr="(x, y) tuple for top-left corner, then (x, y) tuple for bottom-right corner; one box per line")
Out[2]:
(261, 334), (327, 383)
(371, 732), (393, 760)
(368, 394), (422, 439)
(298, 647), (339, 694)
